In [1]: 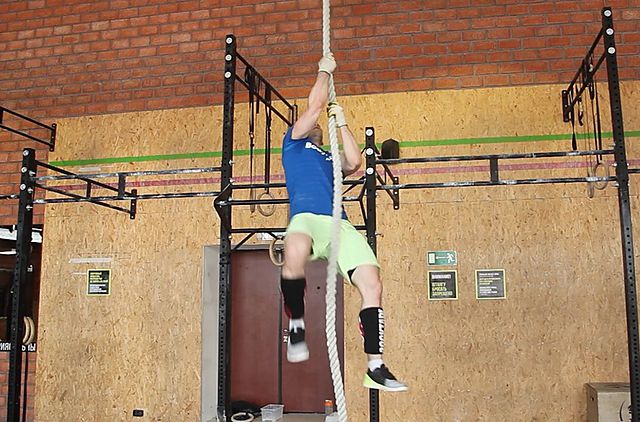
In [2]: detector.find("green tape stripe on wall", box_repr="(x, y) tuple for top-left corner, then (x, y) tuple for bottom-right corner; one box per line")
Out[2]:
(50, 130), (640, 167)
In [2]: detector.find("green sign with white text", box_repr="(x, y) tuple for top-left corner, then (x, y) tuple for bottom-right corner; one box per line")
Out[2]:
(427, 251), (457, 266)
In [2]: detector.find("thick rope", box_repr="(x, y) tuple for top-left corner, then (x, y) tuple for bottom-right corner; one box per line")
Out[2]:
(322, 0), (348, 421)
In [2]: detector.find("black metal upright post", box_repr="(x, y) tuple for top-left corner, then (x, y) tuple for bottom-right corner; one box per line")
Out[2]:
(217, 34), (236, 422)
(364, 128), (380, 422)
(7, 148), (36, 422)
(364, 128), (378, 250)
(602, 7), (640, 421)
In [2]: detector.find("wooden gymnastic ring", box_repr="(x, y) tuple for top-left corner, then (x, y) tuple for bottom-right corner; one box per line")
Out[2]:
(249, 187), (256, 214)
(257, 191), (276, 217)
(22, 316), (30, 345)
(231, 412), (255, 422)
(25, 316), (35, 345)
(269, 236), (284, 267)
(592, 161), (610, 190)
(587, 181), (595, 198)
(586, 166), (595, 199)
(231, 412), (254, 422)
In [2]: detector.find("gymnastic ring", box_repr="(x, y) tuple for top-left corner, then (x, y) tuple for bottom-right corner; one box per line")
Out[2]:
(230, 412), (255, 422)
(257, 191), (276, 217)
(22, 316), (31, 345)
(249, 187), (256, 214)
(586, 166), (595, 199)
(587, 181), (595, 198)
(269, 236), (285, 267)
(25, 316), (35, 345)
(592, 161), (610, 190)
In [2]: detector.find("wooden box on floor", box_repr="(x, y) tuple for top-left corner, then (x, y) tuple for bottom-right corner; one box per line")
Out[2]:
(586, 382), (631, 422)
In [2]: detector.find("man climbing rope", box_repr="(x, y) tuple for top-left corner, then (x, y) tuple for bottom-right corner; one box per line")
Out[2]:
(280, 53), (408, 393)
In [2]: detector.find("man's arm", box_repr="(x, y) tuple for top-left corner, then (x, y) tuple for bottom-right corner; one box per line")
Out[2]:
(339, 126), (362, 176)
(328, 103), (362, 176)
(291, 55), (336, 139)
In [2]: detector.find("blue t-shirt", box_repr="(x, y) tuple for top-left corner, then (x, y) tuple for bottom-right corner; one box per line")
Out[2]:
(282, 127), (347, 220)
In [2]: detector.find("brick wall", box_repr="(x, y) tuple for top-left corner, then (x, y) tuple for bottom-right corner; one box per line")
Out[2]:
(0, 351), (37, 422)
(0, 0), (639, 225)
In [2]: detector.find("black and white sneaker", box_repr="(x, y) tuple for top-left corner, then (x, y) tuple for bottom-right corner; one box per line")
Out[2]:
(363, 364), (408, 392)
(287, 327), (309, 363)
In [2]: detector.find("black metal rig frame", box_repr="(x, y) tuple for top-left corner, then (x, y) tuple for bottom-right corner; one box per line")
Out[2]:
(366, 7), (638, 422)
(215, 33), (293, 422)
(0, 106), (57, 422)
(214, 34), (383, 420)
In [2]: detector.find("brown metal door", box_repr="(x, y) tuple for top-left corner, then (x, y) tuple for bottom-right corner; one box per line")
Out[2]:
(230, 249), (280, 406)
(281, 259), (344, 413)
(229, 249), (344, 414)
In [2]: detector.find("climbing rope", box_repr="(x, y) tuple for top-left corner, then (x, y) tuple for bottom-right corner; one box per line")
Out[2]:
(322, 0), (348, 421)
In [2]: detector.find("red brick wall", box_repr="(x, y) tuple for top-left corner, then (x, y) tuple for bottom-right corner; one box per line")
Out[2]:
(0, 0), (639, 225)
(1, 0), (638, 117)
(0, 351), (37, 422)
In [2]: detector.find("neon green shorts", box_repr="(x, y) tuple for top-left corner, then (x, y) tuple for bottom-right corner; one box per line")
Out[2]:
(286, 213), (380, 283)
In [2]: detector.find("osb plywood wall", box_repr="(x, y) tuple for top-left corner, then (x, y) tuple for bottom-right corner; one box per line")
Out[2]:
(36, 81), (640, 421)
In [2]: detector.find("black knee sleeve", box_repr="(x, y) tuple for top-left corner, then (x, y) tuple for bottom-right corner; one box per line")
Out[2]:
(359, 307), (385, 355)
(280, 276), (306, 319)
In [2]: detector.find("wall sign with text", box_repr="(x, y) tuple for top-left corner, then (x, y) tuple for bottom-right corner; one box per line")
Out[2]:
(428, 270), (458, 300)
(427, 250), (457, 266)
(475, 269), (506, 300)
(87, 269), (111, 296)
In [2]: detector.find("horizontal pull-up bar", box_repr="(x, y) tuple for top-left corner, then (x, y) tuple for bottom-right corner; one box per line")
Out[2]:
(377, 149), (614, 165)
(0, 107), (57, 151)
(34, 190), (220, 203)
(230, 224), (367, 234)
(563, 51), (607, 122)
(34, 183), (134, 216)
(35, 160), (126, 195)
(234, 75), (294, 126)
(236, 52), (295, 111)
(379, 175), (615, 191)
(227, 179), (364, 191)
(33, 166), (222, 182)
(565, 27), (605, 95)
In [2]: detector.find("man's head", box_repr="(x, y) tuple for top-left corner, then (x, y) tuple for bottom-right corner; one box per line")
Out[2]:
(308, 124), (323, 146)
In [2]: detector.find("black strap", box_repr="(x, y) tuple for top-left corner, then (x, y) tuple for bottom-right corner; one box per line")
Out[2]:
(587, 58), (600, 162)
(245, 67), (256, 167)
(22, 348), (28, 422)
(264, 87), (272, 191)
(568, 88), (577, 151)
(245, 68), (257, 210)
(594, 72), (603, 161)
(577, 96), (584, 127)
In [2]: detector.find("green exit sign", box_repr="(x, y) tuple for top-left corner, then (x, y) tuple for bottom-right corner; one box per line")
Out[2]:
(427, 251), (457, 266)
